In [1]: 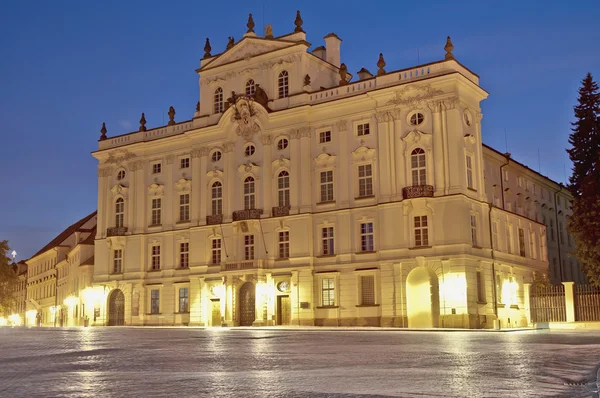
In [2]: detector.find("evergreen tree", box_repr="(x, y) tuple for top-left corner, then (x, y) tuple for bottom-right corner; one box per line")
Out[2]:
(567, 73), (600, 285)
(0, 240), (18, 316)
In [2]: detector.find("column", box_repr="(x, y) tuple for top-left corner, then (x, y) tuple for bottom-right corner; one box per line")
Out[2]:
(134, 161), (146, 234)
(225, 143), (236, 221)
(266, 272), (274, 326)
(225, 277), (233, 325)
(440, 103), (451, 195)
(189, 277), (203, 326)
(96, 169), (109, 237)
(562, 281), (575, 323)
(198, 149), (208, 224)
(338, 125), (349, 208)
(523, 283), (531, 325)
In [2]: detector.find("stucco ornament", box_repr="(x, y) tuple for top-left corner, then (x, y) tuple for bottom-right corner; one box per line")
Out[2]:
(105, 149), (136, 165)
(387, 84), (444, 109)
(231, 98), (260, 141)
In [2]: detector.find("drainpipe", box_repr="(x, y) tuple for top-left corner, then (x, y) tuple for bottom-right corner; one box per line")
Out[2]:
(487, 203), (499, 323)
(499, 154), (510, 210)
(553, 184), (565, 282)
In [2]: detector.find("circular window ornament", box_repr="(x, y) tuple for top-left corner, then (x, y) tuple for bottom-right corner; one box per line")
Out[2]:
(277, 138), (289, 150)
(409, 112), (424, 126)
(117, 170), (126, 180)
(277, 281), (289, 292)
(463, 110), (472, 127)
(211, 150), (222, 162)
(244, 144), (256, 157)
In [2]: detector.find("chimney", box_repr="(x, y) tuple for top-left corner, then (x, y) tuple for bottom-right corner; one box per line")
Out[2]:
(312, 46), (326, 60)
(357, 68), (373, 80)
(323, 33), (342, 67)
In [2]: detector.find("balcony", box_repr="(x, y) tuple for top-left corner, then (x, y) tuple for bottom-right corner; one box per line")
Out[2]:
(206, 214), (223, 225)
(107, 227), (128, 236)
(272, 206), (290, 217)
(221, 259), (263, 272)
(232, 208), (263, 221)
(402, 185), (434, 199)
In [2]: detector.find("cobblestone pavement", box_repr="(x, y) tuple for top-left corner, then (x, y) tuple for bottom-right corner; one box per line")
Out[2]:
(0, 327), (598, 397)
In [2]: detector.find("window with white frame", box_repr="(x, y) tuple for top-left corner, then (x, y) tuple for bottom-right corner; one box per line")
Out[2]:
(320, 170), (334, 202)
(214, 87), (224, 113)
(411, 148), (427, 186)
(244, 176), (256, 209)
(321, 278), (335, 306)
(470, 215), (478, 246)
(414, 216), (429, 247)
(277, 171), (290, 207)
(179, 287), (189, 313)
(179, 194), (190, 222)
(278, 71), (289, 98)
(113, 249), (122, 274)
(180, 157), (190, 169)
(278, 231), (290, 259)
(211, 181), (223, 215)
(245, 79), (255, 96)
(360, 275), (375, 305)
(150, 289), (160, 314)
(319, 130), (331, 143)
(358, 164), (373, 197)
(115, 198), (124, 228)
(151, 245), (161, 270)
(503, 169), (508, 182)
(517, 176), (523, 187)
(211, 238), (222, 264)
(357, 123), (370, 136)
(466, 154), (474, 189)
(180, 242), (189, 268)
(506, 224), (514, 254)
(151, 198), (162, 225)
(152, 162), (162, 174)
(322, 227), (334, 255)
(518, 228), (526, 257)
(244, 235), (255, 260)
(360, 222), (374, 252)
(492, 220), (499, 249)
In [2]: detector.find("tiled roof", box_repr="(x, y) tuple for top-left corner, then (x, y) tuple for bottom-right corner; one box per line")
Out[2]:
(31, 211), (97, 259)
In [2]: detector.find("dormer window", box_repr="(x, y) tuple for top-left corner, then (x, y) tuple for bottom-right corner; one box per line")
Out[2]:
(245, 79), (256, 96)
(278, 71), (289, 98)
(214, 87), (224, 113)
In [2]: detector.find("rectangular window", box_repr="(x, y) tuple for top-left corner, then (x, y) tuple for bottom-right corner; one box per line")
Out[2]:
(476, 271), (485, 303)
(322, 227), (335, 255)
(150, 290), (160, 314)
(357, 123), (370, 136)
(414, 216), (429, 247)
(358, 165), (373, 197)
(244, 235), (255, 260)
(492, 220), (499, 249)
(360, 275), (375, 305)
(180, 157), (190, 169)
(321, 278), (335, 306)
(550, 219), (555, 241)
(507, 225), (513, 254)
(558, 221), (564, 244)
(211, 238), (222, 265)
(179, 194), (190, 222)
(470, 215), (478, 246)
(152, 163), (162, 174)
(360, 222), (374, 252)
(179, 288), (189, 313)
(180, 242), (189, 268)
(151, 198), (162, 226)
(517, 176), (523, 187)
(529, 230), (536, 260)
(113, 249), (122, 274)
(319, 130), (331, 143)
(540, 232), (547, 261)
(466, 154), (474, 189)
(503, 169), (508, 182)
(525, 180), (530, 192)
(518, 228), (526, 257)
(320, 170), (334, 202)
(278, 231), (290, 259)
(151, 245), (161, 270)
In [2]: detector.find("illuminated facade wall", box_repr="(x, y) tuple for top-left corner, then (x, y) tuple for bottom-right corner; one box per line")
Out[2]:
(92, 22), (550, 328)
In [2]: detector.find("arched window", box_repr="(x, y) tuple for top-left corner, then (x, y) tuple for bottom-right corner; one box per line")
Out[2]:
(245, 79), (255, 96)
(244, 176), (256, 210)
(278, 70), (289, 98)
(115, 198), (124, 228)
(411, 148), (426, 186)
(277, 171), (290, 207)
(211, 181), (222, 216)
(214, 87), (223, 113)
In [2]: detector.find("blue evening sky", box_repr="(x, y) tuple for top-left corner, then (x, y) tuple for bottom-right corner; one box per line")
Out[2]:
(1, 1), (599, 260)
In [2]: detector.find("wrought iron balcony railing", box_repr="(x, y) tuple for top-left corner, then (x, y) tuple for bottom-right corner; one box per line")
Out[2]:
(402, 185), (434, 199)
(272, 206), (290, 217)
(221, 259), (263, 271)
(107, 227), (128, 236)
(206, 214), (223, 225)
(232, 208), (263, 221)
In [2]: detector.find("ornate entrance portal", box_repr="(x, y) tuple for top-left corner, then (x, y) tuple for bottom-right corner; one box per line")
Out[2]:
(239, 282), (255, 326)
(108, 289), (125, 326)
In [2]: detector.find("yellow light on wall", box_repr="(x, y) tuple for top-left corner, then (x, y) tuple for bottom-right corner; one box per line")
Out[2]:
(64, 296), (78, 307)
(0, 317), (7, 326)
(8, 314), (21, 326)
(26, 310), (37, 325)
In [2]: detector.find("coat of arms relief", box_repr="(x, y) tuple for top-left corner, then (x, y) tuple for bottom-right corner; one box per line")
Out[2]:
(231, 97), (261, 141)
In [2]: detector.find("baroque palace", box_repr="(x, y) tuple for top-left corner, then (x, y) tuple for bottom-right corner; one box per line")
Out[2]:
(3, 12), (584, 329)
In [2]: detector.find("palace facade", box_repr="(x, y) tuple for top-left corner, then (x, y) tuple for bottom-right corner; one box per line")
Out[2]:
(87, 12), (580, 329)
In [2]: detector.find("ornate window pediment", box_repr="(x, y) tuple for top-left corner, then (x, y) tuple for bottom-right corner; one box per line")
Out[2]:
(271, 156), (291, 173)
(206, 168), (224, 180)
(111, 184), (129, 198)
(237, 161), (261, 179)
(464, 134), (477, 148)
(148, 183), (164, 197)
(175, 178), (192, 192)
(401, 130), (432, 153)
(106, 236), (126, 250)
(351, 145), (376, 162)
(314, 152), (336, 168)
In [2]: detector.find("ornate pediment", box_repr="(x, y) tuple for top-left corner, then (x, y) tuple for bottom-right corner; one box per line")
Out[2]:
(111, 184), (129, 198)
(148, 183), (164, 197)
(272, 156), (291, 173)
(237, 161), (261, 178)
(206, 167), (224, 180)
(175, 178), (191, 192)
(351, 145), (376, 162)
(401, 130), (432, 151)
(314, 152), (337, 168)
(387, 83), (444, 109)
(201, 38), (296, 71)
